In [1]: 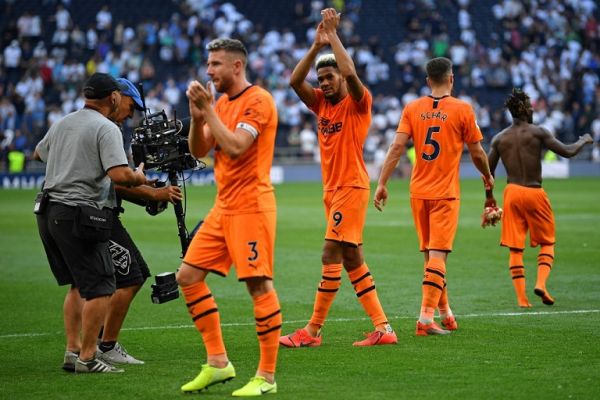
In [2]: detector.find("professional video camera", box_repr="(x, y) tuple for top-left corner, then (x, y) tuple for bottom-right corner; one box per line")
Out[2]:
(131, 110), (199, 172)
(130, 86), (206, 304)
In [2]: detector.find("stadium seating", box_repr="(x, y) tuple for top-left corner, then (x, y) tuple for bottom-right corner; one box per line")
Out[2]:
(0, 0), (598, 170)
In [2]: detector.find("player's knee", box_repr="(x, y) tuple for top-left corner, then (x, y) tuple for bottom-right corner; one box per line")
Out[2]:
(245, 277), (273, 297)
(341, 245), (363, 270)
(321, 240), (344, 264)
(176, 263), (202, 287)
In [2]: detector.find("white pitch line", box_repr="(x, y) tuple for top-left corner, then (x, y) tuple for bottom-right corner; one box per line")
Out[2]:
(2, 309), (598, 339)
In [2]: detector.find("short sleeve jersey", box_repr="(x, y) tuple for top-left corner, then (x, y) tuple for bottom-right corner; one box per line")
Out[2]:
(397, 96), (483, 199)
(36, 108), (128, 209)
(213, 85), (278, 214)
(309, 88), (372, 191)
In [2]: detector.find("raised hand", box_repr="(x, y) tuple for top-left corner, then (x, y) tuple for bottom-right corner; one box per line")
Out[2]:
(320, 8), (340, 33)
(314, 22), (329, 48)
(186, 80), (213, 118)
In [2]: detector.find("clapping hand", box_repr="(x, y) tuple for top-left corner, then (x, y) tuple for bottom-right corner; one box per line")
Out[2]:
(314, 22), (329, 48)
(186, 80), (214, 119)
(320, 8), (340, 33)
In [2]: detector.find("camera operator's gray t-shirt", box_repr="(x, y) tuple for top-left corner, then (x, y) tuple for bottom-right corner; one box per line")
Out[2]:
(36, 108), (128, 209)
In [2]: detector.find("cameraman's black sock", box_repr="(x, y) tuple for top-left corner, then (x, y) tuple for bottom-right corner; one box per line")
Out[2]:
(99, 341), (116, 352)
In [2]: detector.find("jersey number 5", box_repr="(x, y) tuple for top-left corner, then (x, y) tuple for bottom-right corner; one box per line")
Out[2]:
(422, 126), (441, 161)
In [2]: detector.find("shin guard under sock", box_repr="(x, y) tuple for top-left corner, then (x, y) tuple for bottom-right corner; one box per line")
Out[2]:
(420, 258), (446, 323)
(348, 264), (388, 327)
(253, 290), (282, 374)
(182, 281), (226, 356)
(509, 249), (530, 307)
(309, 264), (342, 327)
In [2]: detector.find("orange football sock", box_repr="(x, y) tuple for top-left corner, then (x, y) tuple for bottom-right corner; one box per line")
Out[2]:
(182, 281), (225, 356)
(536, 245), (554, 291)
(509, 249), (530, 307)
(253, 290), (282, 374)
(347, 263), (388, 328)
(437, 282), (452, 319)
(420, 258), (446, 323)
(308, 264), (343, 329)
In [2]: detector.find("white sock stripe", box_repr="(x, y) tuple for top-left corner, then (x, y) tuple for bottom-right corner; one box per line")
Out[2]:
(3, 309), (599, 339)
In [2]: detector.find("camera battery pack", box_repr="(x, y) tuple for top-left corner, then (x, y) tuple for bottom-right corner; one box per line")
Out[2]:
(151, 272), (180, 304)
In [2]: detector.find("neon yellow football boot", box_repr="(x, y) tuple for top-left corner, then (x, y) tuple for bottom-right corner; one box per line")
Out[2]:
(181, 362), (236, 393)
(232, 376), (277, 396)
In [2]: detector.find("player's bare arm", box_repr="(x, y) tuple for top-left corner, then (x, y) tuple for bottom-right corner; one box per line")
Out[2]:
(485, 134), (502, 208)
(186, 80), (215, 157)
(289, 23), (328, 107)
(374, 132), (409, 211)
(187, 80), (254, 159)
(539, 127), (593, 158)
(487, 133), (502, 176)
(321, 8), (364, 102)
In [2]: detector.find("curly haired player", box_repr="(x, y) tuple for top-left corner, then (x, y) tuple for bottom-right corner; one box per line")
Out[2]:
(486, 88), (593, 307)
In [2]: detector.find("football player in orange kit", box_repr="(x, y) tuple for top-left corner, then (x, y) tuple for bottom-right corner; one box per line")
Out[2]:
(374, 57), (494, 336)
(486, 88), (593, 307)
(177, 38), (281, 396)
(280, 8), (397, 348)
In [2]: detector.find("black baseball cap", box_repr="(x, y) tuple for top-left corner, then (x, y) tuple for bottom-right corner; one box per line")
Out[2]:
(83, 72), (124, 99)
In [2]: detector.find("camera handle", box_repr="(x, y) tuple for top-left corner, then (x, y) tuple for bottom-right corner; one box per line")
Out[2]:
(168, 170), (190, 257)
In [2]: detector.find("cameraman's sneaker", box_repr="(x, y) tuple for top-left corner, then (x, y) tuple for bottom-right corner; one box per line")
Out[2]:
(181, 362), (236, 393)
(98, 342), (144, 365)
(75, 357), (124, 373)
(62, 350), (79, 372)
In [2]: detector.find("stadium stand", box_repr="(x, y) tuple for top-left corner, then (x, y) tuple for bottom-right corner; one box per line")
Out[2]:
(1, 0), (599, 172)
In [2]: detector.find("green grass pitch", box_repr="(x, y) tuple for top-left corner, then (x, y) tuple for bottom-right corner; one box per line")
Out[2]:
(1, 177), (599, 399)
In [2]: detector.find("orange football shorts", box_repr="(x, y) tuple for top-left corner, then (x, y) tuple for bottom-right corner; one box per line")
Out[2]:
(410, 198), (460, 252)
(500, 184), (555, 249)
(323, 187), (369, 246)
(183, 207), (276, 280)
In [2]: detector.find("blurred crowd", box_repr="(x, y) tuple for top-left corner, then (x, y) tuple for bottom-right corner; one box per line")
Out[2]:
(1, 0), (599, 173)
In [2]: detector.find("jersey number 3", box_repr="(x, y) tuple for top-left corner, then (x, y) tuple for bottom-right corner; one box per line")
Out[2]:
(247, 241), (259, 262)
(422, 126), (441, 161)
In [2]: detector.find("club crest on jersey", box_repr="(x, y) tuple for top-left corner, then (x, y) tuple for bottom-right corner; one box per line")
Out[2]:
(319, 117), (342, 135)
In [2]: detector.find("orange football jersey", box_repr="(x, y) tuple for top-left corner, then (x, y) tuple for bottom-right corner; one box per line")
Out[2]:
(397, 95), (482, 199)
(212, 85), (277, 214)
(309, 88), (372, 191)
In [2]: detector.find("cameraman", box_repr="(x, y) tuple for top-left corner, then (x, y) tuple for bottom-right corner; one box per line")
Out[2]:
(97, 78), (182, 365)
(34, 73), (147, 373)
